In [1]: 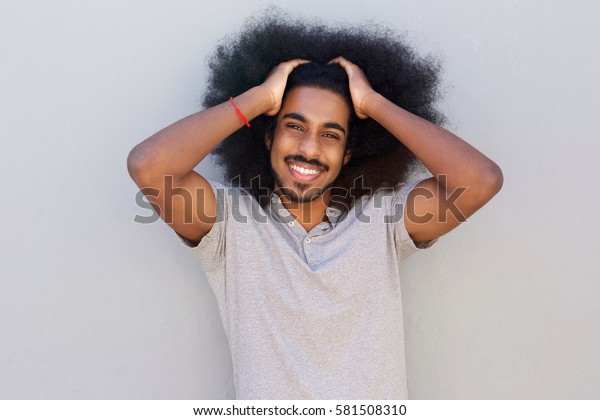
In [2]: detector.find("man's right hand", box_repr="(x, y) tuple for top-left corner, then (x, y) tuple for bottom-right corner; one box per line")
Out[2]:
(260, 59), (309, 116)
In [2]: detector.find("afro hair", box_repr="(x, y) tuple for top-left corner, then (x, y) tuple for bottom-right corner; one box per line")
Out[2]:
(203, 9), (446, 209)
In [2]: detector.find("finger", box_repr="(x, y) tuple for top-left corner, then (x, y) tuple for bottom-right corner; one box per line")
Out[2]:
(328, 56), (344, 65)
(284, 58), (310, 71)
(328, 57), (359, 77)
(328, 56), (354, 67)
(272, 59), (308, 77)
(267, 59), (309, 79)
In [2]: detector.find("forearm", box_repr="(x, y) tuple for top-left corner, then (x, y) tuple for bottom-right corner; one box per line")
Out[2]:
(363, 92), (503, 193)
(127, 86), (271, 183)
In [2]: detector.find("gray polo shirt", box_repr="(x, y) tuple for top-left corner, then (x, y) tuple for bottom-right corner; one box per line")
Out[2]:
(182, 179), (435, 399)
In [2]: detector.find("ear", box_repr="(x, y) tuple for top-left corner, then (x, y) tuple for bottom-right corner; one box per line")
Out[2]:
(265, 132), (272, 151)
(343, 148), (352, 166)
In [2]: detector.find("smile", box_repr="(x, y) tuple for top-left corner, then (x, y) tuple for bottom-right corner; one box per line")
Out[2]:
(286, 161), (325, 181)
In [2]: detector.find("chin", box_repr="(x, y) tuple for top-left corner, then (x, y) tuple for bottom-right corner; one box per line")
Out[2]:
(276, 182), (326, 203)
(272, 169), (329, 203)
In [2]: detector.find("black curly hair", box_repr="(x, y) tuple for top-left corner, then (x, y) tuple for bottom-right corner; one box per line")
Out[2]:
(203, 9), (446, 210)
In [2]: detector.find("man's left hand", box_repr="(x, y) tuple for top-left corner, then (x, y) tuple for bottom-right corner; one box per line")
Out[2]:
(329, 56), (376, 119)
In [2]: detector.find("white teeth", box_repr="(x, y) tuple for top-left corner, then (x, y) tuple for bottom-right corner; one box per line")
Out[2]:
(290, 164), (321, 176)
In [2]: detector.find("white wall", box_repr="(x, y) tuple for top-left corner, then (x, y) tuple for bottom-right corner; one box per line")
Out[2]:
(1, 0), (598, 399)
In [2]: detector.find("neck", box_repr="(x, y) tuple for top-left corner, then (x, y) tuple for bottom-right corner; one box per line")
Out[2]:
(279, 190), (331, 232)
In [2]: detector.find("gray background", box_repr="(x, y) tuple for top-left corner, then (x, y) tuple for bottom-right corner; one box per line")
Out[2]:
(1, 0), (598, 399)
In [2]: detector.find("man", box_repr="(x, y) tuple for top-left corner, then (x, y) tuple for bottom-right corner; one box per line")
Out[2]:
(127, 14), (503, 399)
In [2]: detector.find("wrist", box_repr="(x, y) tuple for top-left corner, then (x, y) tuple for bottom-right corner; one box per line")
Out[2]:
(360, 90), (380, 117)
(252, 85), (276, 115)
(235, 86), (274, 119)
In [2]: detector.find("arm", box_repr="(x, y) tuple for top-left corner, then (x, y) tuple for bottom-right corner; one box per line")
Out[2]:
(331, 57), (503, 243)
(127, 59), (308, 245)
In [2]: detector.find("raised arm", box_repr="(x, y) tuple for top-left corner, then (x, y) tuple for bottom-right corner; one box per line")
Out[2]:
(127, 59), (308, 245)
(331, 56), (503, 244)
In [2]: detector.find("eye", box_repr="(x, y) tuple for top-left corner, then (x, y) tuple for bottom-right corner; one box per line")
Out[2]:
(286, 123), (303, 131)
(322, 132), (340, 140)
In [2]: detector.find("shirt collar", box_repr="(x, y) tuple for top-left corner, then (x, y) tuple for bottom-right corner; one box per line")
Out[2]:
(268, 192), (344, 227)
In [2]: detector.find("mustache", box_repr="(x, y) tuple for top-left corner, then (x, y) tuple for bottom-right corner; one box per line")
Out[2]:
(284, 155), (329, 172)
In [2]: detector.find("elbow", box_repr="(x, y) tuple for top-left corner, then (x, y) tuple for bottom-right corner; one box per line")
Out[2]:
(126, 146), (142, 181)
(127, 145), (152, 185)
(488, 162), (504, 195)
(476, 162), (504, 202)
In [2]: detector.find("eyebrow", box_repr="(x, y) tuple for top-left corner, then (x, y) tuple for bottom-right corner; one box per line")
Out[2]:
(282, 112), (346, 135)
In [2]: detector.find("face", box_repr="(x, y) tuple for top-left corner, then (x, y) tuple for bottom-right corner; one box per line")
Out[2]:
(265, 86), (352, 203)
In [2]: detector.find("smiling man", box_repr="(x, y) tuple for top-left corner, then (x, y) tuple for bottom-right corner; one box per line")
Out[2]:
(270, 89), (350, 199)
(127, 13), (502, 399)
(266, 84), (352, 230)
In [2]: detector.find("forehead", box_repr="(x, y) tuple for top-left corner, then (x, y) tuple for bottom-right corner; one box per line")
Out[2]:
(278, 87), (351, 129)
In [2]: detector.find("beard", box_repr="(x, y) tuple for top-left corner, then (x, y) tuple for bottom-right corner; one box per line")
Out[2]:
(271, 167), (332, 203)
(270, 153), (337, 203)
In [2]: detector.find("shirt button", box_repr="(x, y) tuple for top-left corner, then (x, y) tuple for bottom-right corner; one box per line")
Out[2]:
(305, 237), (311, 244)
(288, 221), (295, 227)
(271, 196), (277, 203)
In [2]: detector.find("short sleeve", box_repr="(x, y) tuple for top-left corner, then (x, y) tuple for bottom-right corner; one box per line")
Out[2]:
(176, 181), (228, 271)
(391, 179), (438, 262)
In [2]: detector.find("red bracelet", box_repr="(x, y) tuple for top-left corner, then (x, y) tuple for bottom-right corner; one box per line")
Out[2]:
(229, 96), (251, 127)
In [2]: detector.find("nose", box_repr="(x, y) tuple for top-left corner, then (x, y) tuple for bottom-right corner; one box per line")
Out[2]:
(297, 131), (321, 159)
